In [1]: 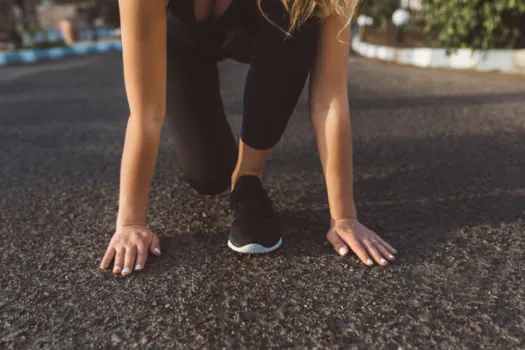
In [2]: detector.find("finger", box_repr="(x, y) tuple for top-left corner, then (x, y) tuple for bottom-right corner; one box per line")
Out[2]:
(122, 245), (137, 276)
(100, 246), (115, 270)
(363, 240), (388, 266)
(376, 242), (396, 261)
(113, 247), (125, 274)
(327, 230), (349, 256)
(373, 234), (397, 255)
(344, 238), (374, 266)
(134, 243), (148, 272)
(150, 234), (161, 256)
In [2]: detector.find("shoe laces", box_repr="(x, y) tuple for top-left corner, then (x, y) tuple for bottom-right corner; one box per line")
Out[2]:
(230, 185), (274, 218)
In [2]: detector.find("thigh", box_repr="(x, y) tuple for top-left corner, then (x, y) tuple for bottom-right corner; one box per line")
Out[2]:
(166, 10), (237, 194)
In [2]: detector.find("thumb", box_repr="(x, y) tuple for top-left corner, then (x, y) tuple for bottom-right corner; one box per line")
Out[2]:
(327, 229), (349, 257)
(150, 233), (161, 256)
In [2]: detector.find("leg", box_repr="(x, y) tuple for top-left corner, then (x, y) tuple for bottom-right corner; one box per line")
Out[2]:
(231, 1), (320, 187)
(165, 10), (237, 195)
(226, 2), (320, 253)
(231, 140), (271, 190)
(241, 1), (319, 150)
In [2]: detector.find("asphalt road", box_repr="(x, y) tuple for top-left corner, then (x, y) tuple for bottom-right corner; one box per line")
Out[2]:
(1, 52), (525, 349)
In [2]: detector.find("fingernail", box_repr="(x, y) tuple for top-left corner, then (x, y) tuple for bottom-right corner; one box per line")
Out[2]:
(154, 248), (161, 254)
(135, 264), (142, 270)
(122, 267), (131, 274)
(114, 265), (121, 271)
(338, 247), (348, 256)
(392, 248), (398, 253)
(100, 263), (106, 269)
(366, 259), (373, 265)
(380, 258), (387, 264)
(388, 254), (395, 259)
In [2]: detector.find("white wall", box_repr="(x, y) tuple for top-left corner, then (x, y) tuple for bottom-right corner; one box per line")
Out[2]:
(36, 4), (76, 28)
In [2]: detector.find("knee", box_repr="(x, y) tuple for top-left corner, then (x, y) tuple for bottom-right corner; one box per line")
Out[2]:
(186, 174), (231, 196)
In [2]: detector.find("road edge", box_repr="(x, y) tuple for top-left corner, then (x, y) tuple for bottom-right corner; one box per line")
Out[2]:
(0, 40), (122, 67)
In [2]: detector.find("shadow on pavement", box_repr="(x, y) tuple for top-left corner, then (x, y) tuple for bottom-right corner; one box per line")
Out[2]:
(350, 92), (525, 111)
(114, 127), (525, 273)
(260, 130), (525, 266)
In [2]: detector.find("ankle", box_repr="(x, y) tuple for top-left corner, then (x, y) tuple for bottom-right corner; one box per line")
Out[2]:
(231, 171), (262, 191)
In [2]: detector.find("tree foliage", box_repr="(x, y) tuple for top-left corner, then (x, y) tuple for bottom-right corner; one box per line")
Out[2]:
(423, 0), (525, 50)
(358, 0), (400, 30)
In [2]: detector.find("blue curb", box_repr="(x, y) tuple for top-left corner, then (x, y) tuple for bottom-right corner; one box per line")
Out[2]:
(0, 40), (122, 67)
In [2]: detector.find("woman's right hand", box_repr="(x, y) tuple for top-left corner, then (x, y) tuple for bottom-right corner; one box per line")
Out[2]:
(99, 225), (161, 276)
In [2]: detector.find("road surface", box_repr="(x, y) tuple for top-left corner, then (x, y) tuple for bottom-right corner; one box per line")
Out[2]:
(1, 52), (524, 348)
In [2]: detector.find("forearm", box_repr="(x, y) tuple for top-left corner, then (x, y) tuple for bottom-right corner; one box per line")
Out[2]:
(309, 10), (356, 221)
(117, 118), (163, 227)
(311, 96), (357, 221)
(116, 0), (167, 227)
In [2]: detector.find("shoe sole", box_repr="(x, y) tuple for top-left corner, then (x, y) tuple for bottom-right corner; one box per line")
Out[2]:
(227, 238), (283, 254)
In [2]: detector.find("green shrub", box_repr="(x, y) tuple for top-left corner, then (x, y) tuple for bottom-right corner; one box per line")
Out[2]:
(423, 0), (525, 51)
(359, 0), (400, 31)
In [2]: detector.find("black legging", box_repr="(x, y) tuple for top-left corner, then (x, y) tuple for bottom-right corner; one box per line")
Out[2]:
(166, 0), (319, 195)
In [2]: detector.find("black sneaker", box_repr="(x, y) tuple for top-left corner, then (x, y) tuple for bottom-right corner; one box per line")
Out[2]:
(228, 175), (282, 254)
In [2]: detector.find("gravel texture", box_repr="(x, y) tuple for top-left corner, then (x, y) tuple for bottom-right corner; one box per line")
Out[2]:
(1, 52), (524, 349)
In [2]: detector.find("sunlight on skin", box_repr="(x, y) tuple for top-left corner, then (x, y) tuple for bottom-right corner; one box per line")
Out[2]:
(231, 140), (272, 190)
(328, 219), (397, 266)
(99, 0), (398, 276)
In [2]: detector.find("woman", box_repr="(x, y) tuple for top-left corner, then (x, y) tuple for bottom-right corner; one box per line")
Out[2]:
(99, 0), (398, 276)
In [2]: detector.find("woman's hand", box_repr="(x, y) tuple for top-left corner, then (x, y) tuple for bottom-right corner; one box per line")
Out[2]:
(327, 218), (398, 266)
(99, 225), (161, 276)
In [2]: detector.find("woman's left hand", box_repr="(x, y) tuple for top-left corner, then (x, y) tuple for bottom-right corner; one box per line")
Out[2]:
(327, 218), (398, 266)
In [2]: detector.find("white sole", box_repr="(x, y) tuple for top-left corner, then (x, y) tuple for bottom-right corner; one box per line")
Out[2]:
(227, 238), (283, 254)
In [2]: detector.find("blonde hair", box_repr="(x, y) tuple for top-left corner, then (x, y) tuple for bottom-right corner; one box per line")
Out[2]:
(257, 0), (362, 36)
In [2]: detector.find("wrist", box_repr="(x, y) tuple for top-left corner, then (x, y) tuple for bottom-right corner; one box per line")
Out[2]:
(331, 216), (358, 227)
(117, 202), (147, 227)
(330, 201), (357, 222)
(116, 214), (147, 229)
(117, 222), (147, 227)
